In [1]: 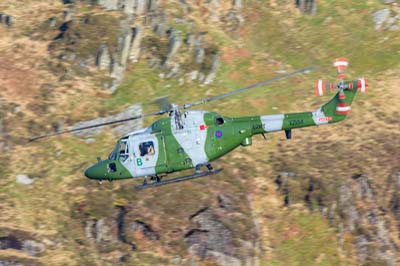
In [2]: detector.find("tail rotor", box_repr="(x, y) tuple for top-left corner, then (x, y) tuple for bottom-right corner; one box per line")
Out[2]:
(314, 58), (368, 116)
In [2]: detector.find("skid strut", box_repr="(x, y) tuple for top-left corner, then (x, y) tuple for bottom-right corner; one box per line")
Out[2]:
(135, 168), (223, 189)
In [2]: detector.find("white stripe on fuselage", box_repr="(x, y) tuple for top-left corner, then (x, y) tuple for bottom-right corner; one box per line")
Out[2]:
(171, 111), (209, 166)
(261, 114), (284, 132)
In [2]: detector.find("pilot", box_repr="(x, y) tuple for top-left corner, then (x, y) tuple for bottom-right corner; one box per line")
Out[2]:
(147, 144), (155, 155)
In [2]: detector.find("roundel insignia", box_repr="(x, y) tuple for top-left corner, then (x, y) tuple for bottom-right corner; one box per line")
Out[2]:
(215, 130), (223, 139)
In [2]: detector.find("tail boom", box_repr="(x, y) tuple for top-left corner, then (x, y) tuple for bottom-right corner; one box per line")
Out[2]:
(255, 80), (361, 135)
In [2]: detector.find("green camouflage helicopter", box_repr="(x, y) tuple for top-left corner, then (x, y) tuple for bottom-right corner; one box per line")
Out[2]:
(30, 58), (367, 189)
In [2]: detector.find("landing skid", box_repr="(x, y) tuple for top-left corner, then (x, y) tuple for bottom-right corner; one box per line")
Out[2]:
(135, 168), (223, 189)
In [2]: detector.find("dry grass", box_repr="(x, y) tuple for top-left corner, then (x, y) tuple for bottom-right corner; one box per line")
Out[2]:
(1, 0), (399, 265)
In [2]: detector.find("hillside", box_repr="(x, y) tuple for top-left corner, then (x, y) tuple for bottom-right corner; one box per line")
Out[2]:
(0, 0), (399, 265)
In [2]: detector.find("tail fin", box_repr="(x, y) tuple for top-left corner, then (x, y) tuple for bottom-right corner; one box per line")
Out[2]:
(317, 78), (366, 124)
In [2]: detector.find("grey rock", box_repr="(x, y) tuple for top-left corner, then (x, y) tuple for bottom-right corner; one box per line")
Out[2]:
(225, 10), (244, 32)
(206, 251), (241, 266)
(71, 104), (143, 137)
(97, 0), (119, 10)
(194, 47), (205, 64)
(85, 220), (96, 241)
(382, 0), (397, 4)
(207, 0), (221, 22)
(187, 70), (198, 81)
(355, 175), (373, 200)
(135, 0), (148, 15)
(373, 8), (391, 30)
(120, 31), (133, 66)
(154, 23), (166, 37)
(96, 44), (111, 71)
(185, 33), (196, 48)
(16, 174), (37, 185)
(5, 15), (12, 27)
(130, 27), (142, 62)
(123, 0), (135, 14)
(338, 184), (359, 232)
(217, 194), (234, 211)
(165, 63), (180, 79)
(148, 57), (161, 68)
(296, 0), (317, 15)
(232, 0), (242, 10)
(63, 9), (73, 22)
(22, 240), (45, 256)
(129, 220), (159, 240)
(48, 17), (57, 27)
(111, 60), (126, 84)
(355, 235), (369, 263)
(337, 176), (398, 266)
(185, 208), (234, 259)
(0, 261), (25, 266)
(198, 72), (205, 83)
(203, 53), (220, 85)
(148, 0), (158, 11)
(85, 138), (96, 144)
(165, 31), (181, 64)
(95, 218), (112, 243)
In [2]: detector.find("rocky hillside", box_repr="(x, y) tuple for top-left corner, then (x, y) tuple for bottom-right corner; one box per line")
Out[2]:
(0, 0), (399, 265)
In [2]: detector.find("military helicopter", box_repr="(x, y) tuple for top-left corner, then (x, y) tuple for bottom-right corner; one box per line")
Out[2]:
(30, 58), (367, 189)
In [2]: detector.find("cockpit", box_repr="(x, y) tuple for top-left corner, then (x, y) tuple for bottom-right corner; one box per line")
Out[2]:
(108, 137), (129, 162)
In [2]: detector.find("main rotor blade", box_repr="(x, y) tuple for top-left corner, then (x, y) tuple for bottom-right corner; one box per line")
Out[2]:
(182, 66), (315, 109)
(153, 95), (173, 111)
(28, 110), (167, 142)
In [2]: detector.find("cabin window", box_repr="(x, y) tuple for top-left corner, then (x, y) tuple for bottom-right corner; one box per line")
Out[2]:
(139, 141), (155, 157)
(215, 117), (225, 125)
(119, 140), (129, 162)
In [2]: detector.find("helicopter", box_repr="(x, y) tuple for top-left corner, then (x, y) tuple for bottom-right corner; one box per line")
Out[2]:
(30, 58), (367, 189)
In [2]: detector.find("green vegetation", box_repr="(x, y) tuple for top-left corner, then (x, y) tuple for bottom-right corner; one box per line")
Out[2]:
(2, 0), (399, 265)
(268, 210), (340, 266)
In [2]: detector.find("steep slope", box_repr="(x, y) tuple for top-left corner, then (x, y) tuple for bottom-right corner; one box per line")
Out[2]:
(0, 0), (399, 265)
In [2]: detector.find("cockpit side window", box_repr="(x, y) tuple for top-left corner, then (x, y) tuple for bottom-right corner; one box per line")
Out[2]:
(108, 143), (119, 160)
(139, 141), (155, 157)
(119, 139), (129, 162)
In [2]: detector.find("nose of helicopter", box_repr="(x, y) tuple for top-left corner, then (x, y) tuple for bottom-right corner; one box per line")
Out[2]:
(84, 164), (102, 179)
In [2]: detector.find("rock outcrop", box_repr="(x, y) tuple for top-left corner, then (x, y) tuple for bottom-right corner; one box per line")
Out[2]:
(373, 8), (400, 31)
(335, 175), (398, 265)
(95, 0), (159, 15)
(295, 0), (317, 15)
(0, 232), (45, 258)
(274, 171), (399, 266)
(129, 27), (142, 62)
(71, 104), (143, 138)
(15, 174), (37, 185)
(96, 44), (111, 71)
(185, 207), (239, 265)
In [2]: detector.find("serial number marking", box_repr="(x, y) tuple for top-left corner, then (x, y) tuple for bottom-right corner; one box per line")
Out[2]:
(318, 116), (332, 122)
(289, 119), (304, 126)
